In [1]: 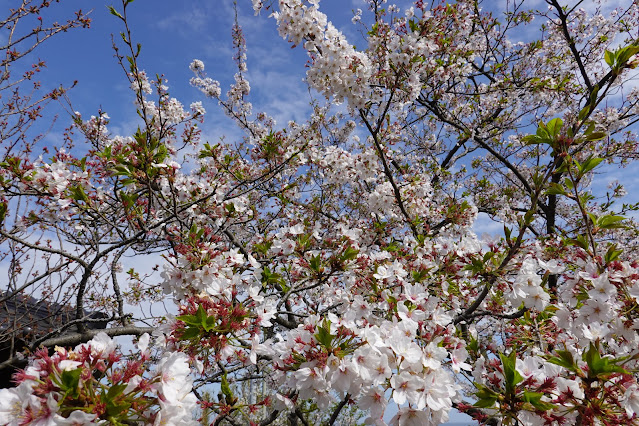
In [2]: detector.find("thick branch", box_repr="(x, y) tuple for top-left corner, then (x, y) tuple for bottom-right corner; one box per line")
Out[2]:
(37, 325), (154, 348)
(359, 109), (420, 238)
(547, 0), (593, 92)
(324, 393), (351, 426)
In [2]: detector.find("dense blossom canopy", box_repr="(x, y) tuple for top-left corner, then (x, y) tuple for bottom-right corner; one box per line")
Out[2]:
(1, 0), (639, 424)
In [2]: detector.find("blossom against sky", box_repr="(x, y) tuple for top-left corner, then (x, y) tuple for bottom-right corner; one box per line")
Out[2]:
(35, 0), (364, 145)
(17, 1), (590, 423)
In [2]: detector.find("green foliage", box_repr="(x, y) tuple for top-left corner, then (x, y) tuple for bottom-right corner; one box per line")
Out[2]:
(473, 384), (499, 409)
(604, 44), (639, 72)
(475, 351), (557, 415)
(547, 342), (630, 380)
(522, 118), (563, 148)
(107, 5), (124, 20)
(582, 342), (629, 378)
(0, 201), (7, 224)
(500, 351), (523, 396)
(220, 373), (237, 406)
(547, 349), (578, 371)
(59, 368), (82, 399)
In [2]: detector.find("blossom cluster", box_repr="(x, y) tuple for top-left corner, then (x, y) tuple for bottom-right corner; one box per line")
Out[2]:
(273, 0), (373, 109)
(266, 313), (464, 425)
(0, 333), (197, 425)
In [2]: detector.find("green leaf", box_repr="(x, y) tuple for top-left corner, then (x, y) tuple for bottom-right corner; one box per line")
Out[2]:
(315, 320), (334, 348)
(467, 335), (479, 353)
(384, 241), (399, 252)
(567, 235), (589, 251)
(536, 125), (550, 140)
(579, 156), (603, 175)
(261, 267), (284, 289)
(483, 251), (496, 262)
(106, 400), (131, 417)
(180, 326), (200, 340)
(545, 183), (566, 196)
(585, 131), (607, 142)
(546, 118), (563, 138)
(69, 185), (89, 203)
(204, 316), (217, 332)
(474, 384), (499, 408)
(604, 244), (623, 264)
(583, 342), (629, 377)
(555, 159), (571, 174)
(0, 201), (7, 224)
(616, 45), (639, 66)
(412, 269), (429, 283)
(525, 120), (563, 147)
(597, 214), (625, 229)
(596, 361), (629, 376)
(112, 165), (131, 177)
(341, 246), (359, 261)
(522, 134), (543, 145)
(503, 225), (512, 241)
(500, 351), (522, 394)
(589, 84), (600, 107)
(577, 104), (590, 121)
(474, 397), (498, 408)
(604, 49), (615, 67)
(195, 305), (207, 327)
(99, 145), (112, 159)
(309, 255), (322, 272)
(254, 241), (272, 255)
(107, 5), (124, 19)
(522, 391), (556, 411)
(547, 349), (577, 371)
(106, 383), (128, 400)
(562, 178), (574, 191)
(60, 368), (82, 393)
(582, 343), (601, 372)
(176, 314), (199, 326)
(367, 22), (379, 36)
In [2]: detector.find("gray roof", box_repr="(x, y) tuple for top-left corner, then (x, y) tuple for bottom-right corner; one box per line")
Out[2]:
(0, 291), (107, 351)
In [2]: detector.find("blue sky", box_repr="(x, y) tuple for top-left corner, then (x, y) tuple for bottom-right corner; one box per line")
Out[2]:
(32, 0), (365, 144)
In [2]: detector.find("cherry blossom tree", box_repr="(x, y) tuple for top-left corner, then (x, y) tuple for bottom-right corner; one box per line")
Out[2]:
(2, 0), (639, 425)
